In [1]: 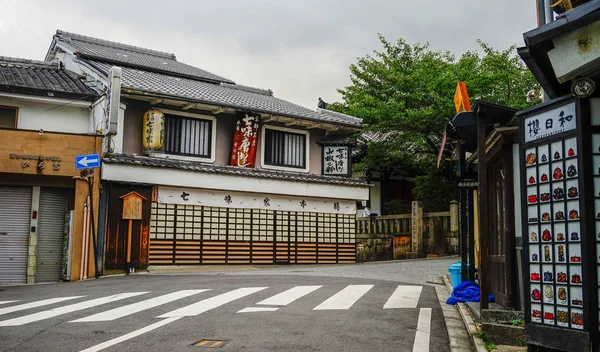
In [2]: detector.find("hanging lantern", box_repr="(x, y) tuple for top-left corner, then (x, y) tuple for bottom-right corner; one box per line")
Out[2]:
(142, 109), (165, 154)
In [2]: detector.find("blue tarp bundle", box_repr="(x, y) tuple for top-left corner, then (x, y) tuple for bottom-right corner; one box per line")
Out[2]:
(446, 281), (495, 305)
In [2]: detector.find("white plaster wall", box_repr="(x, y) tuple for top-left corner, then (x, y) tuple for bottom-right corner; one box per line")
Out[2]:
(0, 96), (92, 134)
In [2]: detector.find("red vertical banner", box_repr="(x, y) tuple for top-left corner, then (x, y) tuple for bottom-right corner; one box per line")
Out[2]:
(230, 112), (260, 168)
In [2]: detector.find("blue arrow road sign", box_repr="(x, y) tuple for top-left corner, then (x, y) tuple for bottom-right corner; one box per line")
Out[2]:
(75, 154), (101, 170)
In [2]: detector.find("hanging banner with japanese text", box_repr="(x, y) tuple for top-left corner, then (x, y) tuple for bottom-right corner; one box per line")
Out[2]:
(157, 186), (357, 215)
(230, 112), (260, 168)
(523, 102), (576, 143)
(323, 146), (350, 176)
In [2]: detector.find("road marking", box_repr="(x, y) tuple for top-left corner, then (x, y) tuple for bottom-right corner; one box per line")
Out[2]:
(0, 301), (19, 305)
(237, 307), (279, 313)
(313, 285), (373, 310)
(79, 317), (181, 352)
(158, 287), (268, 318)
(80, 288), (268, 352)
(383, 285), (423, 309)
(412, 308), (432, 352)
(0, 292), (148, 326)
(0, 296), (85, 316)
(256, 285), (322, 306)
(71, 290), (209, 322)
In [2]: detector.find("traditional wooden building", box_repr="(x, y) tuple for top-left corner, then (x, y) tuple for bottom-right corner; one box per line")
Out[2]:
(45, 31), (369, 271)
(0, 57), (101, 283)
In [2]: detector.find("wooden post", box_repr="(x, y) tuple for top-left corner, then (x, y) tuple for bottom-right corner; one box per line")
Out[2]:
(478, 114), (489, 311)
(126, 219), (133, 274)
(120, 192), (146, 275)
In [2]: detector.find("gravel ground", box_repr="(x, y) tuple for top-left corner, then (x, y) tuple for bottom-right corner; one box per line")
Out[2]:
(155, 257), (459, 285)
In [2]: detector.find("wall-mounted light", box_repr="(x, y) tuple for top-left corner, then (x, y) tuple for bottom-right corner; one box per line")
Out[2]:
(38, 129), (44, 136)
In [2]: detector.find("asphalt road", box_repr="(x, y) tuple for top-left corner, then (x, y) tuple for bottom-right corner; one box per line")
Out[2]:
(0, 259), (456, 352)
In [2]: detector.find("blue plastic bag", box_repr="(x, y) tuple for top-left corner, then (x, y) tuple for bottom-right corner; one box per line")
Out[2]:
(446, 281), (495, 305)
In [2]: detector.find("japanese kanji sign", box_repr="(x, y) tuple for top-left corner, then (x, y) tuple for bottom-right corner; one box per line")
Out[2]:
(157, 186), (357, 214)
(323, 145), (349, 175)
(523, 102), (576, 143)
(230, 112), (260, 168)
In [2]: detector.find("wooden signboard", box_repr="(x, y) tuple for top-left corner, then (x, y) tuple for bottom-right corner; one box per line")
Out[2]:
(121, 192), (145, 220)
(120, 192), (146, 273)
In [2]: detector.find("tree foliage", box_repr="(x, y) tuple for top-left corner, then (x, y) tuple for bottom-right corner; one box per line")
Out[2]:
(332, 35), (538, 175)
(331, 35), (538, 210)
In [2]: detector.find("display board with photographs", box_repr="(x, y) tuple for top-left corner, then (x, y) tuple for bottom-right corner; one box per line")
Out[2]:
(525, 129), (585, 329)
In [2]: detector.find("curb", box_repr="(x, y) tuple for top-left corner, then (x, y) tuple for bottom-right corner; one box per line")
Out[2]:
(443, 274), (487, 352)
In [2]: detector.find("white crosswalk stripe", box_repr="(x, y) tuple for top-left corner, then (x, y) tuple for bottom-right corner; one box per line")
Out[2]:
(0, 292), (148, 326)
(158, 287), (268, 318)
(0, 296), (85, 316)
(0, 283), (426, 328)
(256, 285), (322, 306)
(313, 284), (373, 310)
(383, 285), (423, 309)
(71, 290), (209, 322)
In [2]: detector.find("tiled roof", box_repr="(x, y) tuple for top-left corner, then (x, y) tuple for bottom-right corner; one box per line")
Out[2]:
(54, 30), (234, 84)
(86, 60), (363, 127)
(103, 154), (370, 187)
(0, 56), (96, 100)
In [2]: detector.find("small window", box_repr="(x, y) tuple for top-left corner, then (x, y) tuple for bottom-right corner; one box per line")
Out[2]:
(264, 128), (307, 169)
(163, 114), (213, 158)
(0, 106), (17, 129)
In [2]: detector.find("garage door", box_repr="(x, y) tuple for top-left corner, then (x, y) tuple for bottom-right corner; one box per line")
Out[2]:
(36, 188), (68, 282)
(0, 186), (32, 284)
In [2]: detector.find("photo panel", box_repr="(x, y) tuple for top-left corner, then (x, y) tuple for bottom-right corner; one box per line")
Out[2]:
(566, 200), (580, 221)
(551, 141), (563, 161)
(568, 243), (582, 264)
(542, 264), (554, 283)
(526, 147), (538, 166)
(531, 283), (542, 302)
(527, 185), (538, 205)
(565, 179), (579, 200)
(527, 166), (538, 186)
(554, 223), (566, 242)
(552, 161), (564, 182)
(564, 137), (577, 158)
(555, 243), (566, 263)
(543, 284), (554, 304)
(556, 285), (568, 306)
(592, 134), (600, 153)
(556, 264), (568, 285)
(571, 308), (584, 330)
(542, 244), (553, 263)
(556, 306), (570, 327)
(552, 182), (565, 202)
(570, 286), (583, 307)
(565, 160), (578, 179)
(541, 225), (552, 242)
(538, 144), (550, 165)
(570, 265), (582, 286)
(539, 183), (551, 203)
(568, 221), (581, 242)
(530, 264), (541, 282)
(551, 202), (564, 222)
(529, 224), (540, 243)
(538, 163), (550, 184)
(543, 304), (556, 325)
(531, 303), (543, 323)
(594, 156), (600, 176)
(530, 244), (540, 263)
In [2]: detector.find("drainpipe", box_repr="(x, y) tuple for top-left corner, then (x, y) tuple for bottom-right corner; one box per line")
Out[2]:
(96, 183), (108, 278)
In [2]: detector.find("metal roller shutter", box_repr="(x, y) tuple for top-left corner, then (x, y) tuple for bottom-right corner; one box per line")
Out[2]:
(0, 186), (32, 284)
(36, 188), (68, 282)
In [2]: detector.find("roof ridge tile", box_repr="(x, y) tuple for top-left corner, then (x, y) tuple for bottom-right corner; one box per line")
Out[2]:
(55, 29), (176, 60)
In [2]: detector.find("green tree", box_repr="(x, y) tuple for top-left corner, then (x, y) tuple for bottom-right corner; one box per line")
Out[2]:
(332, 35), (537, 210)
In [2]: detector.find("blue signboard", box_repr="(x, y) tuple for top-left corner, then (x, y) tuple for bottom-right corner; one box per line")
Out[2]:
(75, 154), (101, 170)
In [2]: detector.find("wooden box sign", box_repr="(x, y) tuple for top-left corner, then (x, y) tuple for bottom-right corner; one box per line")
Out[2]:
(518, 97), (600, 352)
(0, 129), (100, 177)
(120, 192), (146, 220)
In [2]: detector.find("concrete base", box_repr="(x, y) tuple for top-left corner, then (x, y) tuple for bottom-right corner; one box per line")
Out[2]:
(406, 251), (425, 259)
(481, 323), (525, 346)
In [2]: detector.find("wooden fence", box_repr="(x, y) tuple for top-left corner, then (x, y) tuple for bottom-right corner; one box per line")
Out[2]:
(356, 201), (458, 262)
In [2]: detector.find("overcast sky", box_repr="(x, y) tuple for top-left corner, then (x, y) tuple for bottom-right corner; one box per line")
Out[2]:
(0, 0), (536, 109)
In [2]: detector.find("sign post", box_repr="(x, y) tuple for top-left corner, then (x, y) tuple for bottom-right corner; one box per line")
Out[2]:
(120, 192), (146, 274)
